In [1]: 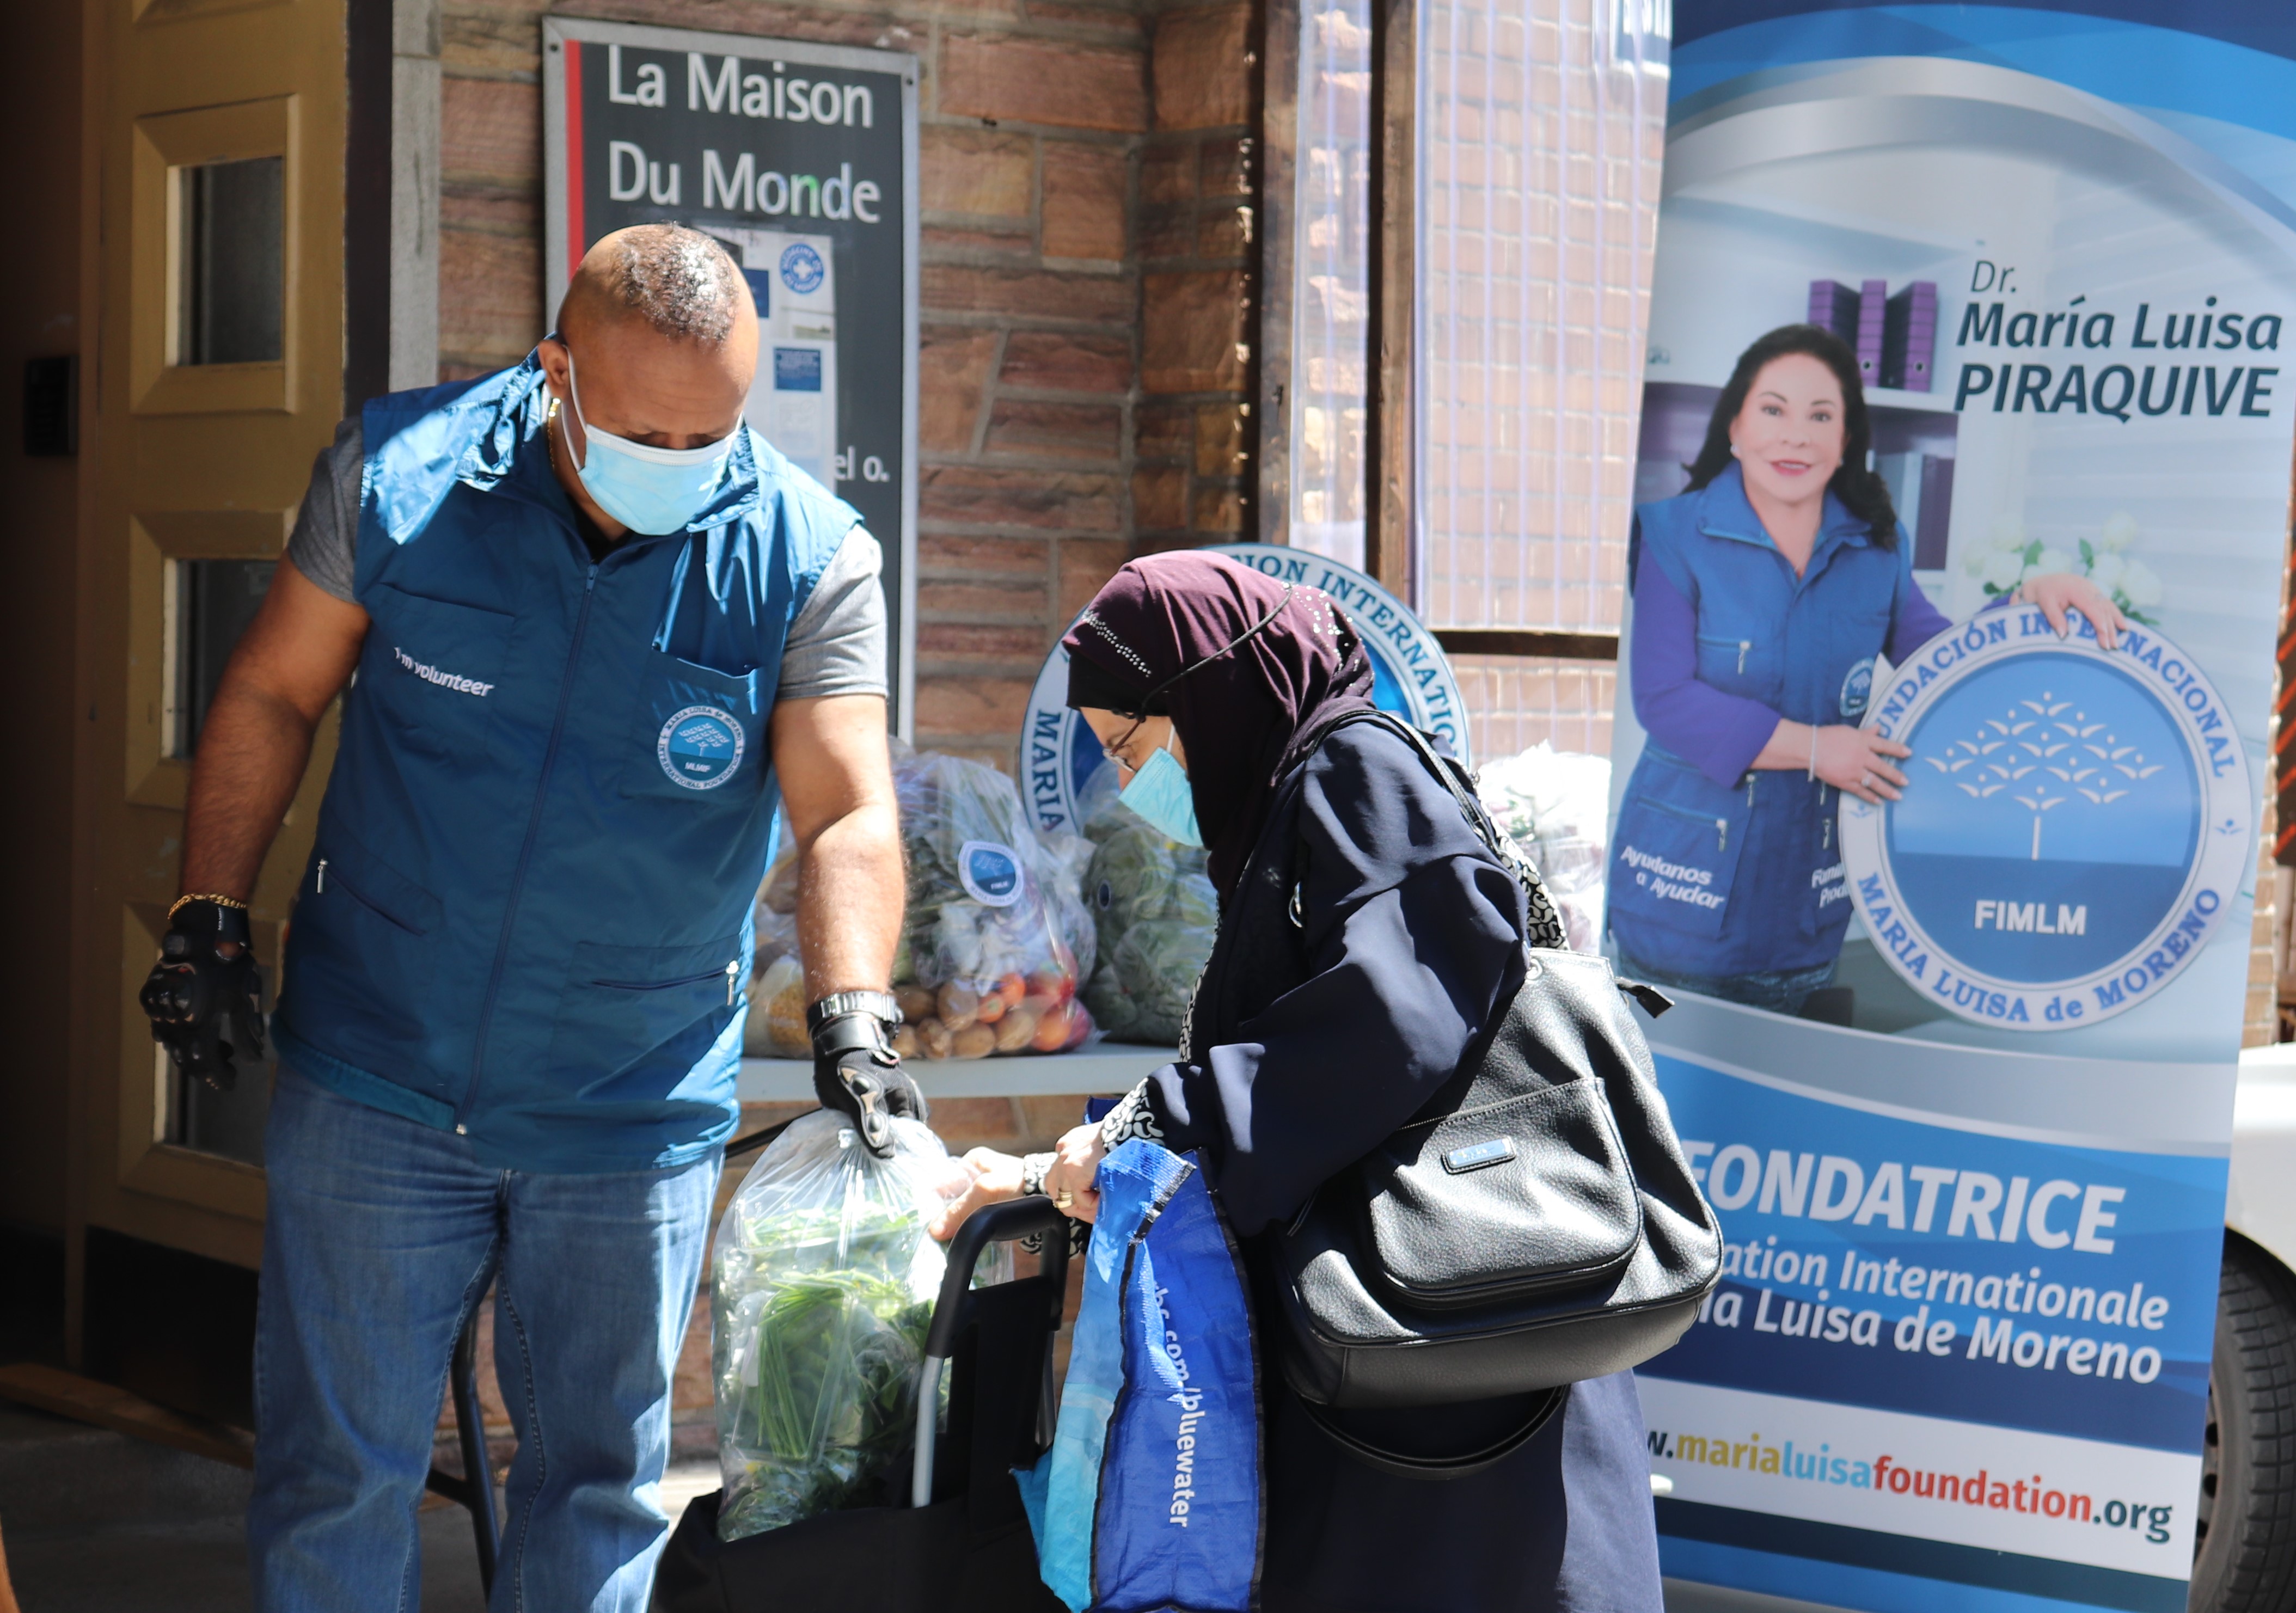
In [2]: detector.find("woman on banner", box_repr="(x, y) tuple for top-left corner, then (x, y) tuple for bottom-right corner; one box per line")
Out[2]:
(934, 551), (1664, 1613)
(1609, 323), (2124, 1014)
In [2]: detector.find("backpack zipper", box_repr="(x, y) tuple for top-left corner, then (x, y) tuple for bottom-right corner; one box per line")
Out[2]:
(462, 563), (599, 1130)
(1737, 640), (1751, 674)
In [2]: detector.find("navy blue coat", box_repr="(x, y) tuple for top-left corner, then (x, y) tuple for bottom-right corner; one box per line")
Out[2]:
(1146, 720), (1664, 1613)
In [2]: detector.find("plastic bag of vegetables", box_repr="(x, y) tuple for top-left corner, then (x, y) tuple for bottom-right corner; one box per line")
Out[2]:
(1076, 777), (1217, 1046)
(1474, 744), (1611, 953)
(886, 744), (1099, 1059)
(744, 826), (810, 1058)
(711, 1111), (962, 1541)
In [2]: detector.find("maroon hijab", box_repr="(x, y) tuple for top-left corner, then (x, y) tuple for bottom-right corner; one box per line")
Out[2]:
(1063, 551), (1377, 898)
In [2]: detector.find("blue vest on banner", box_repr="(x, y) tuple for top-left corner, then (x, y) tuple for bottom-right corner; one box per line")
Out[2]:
(1612, 463), (1913, 978)
(1017, 1141), (1261, 1613)
(272, 353), (858, 1172)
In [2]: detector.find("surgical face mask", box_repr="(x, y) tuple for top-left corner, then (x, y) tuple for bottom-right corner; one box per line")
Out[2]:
(1119, 732), (1202, 847)
(556, 349), (736, 535)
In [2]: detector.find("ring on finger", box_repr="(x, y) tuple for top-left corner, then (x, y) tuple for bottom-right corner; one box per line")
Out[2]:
(1054, 1188), (1074, 1210)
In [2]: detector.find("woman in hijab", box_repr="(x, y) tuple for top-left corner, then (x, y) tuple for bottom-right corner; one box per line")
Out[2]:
(934, 550), (1662, 1613)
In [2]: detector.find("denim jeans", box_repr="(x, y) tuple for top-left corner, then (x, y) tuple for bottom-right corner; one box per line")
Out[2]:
(248, 1066), (719, 1613)
(1614, 947), (1838, 1017)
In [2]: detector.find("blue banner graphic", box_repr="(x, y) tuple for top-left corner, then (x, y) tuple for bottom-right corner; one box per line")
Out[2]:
(1615, 5), (2294, 1606)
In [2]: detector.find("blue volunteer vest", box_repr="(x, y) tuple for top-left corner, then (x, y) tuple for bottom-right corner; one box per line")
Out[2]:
(271, 354), (858, 1172)
(1609, 463), (1913, 979)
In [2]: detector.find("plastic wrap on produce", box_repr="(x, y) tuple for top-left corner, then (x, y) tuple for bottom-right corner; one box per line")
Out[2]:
(1475, 744), (1611, 953)
(745, 827), (809, 1057)
(711, 1112), (968, 1541)
(1076, 772), (1216, 1046)
(889, 743), (1098, 1059)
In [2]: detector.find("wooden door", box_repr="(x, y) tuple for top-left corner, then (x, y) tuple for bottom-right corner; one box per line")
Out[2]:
(77, 0), (348, 1275)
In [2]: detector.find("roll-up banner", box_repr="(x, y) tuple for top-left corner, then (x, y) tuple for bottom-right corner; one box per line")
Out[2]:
(541, 19), (920, 729)
(1614, 8), (2295, 1611)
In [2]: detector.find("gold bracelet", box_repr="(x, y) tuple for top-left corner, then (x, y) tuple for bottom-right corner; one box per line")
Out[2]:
(169, 893), (249, 919)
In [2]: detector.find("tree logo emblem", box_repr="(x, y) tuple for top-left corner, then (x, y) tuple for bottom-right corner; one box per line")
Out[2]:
(1839, 610), (2249, 1031)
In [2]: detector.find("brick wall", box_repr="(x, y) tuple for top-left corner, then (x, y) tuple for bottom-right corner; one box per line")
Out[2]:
(438, 0), (1256, 773)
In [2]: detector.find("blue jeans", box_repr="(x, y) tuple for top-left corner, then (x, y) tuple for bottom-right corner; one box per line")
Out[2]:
(1614, 948), (1838, 1017)
(249, 1066), (719, 1612)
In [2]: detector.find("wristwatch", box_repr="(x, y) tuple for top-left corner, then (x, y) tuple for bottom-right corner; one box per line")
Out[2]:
(805, 990), (903, 1035)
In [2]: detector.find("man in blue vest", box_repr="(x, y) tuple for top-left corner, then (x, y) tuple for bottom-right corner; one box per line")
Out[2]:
(137, 225), (924, 1610)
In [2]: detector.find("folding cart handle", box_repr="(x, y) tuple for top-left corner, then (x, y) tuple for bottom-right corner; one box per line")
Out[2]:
(912, 1195), (1074, 1507)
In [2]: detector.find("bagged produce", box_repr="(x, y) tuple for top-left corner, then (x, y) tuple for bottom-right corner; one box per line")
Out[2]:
(887, 744), (1099, 1059)
(1076, 778), (1217, 1046)
(1474, 744), (1611, 953)
(743, 827), (810, 1057)
(712, 1111), (964, 1541)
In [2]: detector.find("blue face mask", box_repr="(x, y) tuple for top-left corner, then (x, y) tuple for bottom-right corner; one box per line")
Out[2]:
(1119, 734), (1202, 847)
(559, 349), (737, 535)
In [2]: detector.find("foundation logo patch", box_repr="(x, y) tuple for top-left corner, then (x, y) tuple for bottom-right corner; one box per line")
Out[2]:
(657, 706), (745, 790)
(1841, 610), (2250, 1029)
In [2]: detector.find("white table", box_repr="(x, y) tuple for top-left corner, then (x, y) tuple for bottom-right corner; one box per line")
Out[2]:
(735, 1043), (1180, 1103)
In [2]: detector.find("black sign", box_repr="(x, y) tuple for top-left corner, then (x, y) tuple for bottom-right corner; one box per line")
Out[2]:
(543, 19), (920, 724)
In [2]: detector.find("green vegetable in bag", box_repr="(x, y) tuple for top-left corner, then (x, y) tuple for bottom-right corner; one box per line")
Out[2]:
(711, 1113), (962, 1541)
(1077, 784), (1217, 1046)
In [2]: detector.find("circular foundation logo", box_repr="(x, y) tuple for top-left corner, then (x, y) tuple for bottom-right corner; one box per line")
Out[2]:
(1841, 611), (2250, 1030)
(779, 242), (825, 295)
(656, 706), (745, 790)
(1839, 655), (1875, 719)
(1019, 544), (1469, 835)
(958, 841), (1026, 906)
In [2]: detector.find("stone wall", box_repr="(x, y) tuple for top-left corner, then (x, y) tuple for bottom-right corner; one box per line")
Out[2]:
(437, 0), (1255, 772)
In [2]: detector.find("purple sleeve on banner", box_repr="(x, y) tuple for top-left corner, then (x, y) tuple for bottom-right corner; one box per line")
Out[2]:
(1629, 556), (1784, 785)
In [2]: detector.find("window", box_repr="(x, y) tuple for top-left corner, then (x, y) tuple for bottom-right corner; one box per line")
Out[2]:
(1413, 0), (1667, 631)
(176, 155), (284, 366)
(169, 558), (275, 758)
(1289, 0), (1375, 567)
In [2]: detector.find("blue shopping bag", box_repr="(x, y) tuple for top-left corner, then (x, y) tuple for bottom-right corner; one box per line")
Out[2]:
(1014, 1140), (1262, 1613)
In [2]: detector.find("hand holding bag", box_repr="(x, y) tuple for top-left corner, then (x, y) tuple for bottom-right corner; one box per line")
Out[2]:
(1269, 717), (1723, 1428)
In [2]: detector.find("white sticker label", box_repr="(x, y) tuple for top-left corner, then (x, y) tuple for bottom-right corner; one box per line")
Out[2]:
(957, 840), (1026, 907)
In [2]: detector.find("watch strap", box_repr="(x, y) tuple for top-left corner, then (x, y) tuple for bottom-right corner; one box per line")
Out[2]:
(806, 990), (902, 1035)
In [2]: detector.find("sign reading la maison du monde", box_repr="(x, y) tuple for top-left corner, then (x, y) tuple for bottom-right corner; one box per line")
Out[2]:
(1607, 7), (2296, 1613)
(542, 17), (921, 723)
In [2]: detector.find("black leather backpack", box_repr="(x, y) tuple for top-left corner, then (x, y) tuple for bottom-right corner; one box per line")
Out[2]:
(1268, 716), (1722, 1453)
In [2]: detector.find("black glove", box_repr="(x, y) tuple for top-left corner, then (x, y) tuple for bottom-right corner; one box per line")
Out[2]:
(807, 992), (926, 1157)
(139, 900), (267, 1093)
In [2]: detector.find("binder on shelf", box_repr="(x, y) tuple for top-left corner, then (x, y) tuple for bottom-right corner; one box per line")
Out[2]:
(1857, 278), (1888, 379)
(1883, 281), (1939, 391)
(1915, 452), (1955, 569)
(1809, 280), (1862, 347)
(1873, 449), (1956, 571)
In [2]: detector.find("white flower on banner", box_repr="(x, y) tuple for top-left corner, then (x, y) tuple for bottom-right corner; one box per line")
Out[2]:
(2120, 559), (2164, 609)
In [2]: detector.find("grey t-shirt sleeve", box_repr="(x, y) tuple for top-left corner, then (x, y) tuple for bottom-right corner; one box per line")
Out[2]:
(780, 528), (890, 701)
(284, 417), (365, 604)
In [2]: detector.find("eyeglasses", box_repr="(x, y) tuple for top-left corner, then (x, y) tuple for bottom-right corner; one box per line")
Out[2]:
(1100, 717), (1149, 770)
